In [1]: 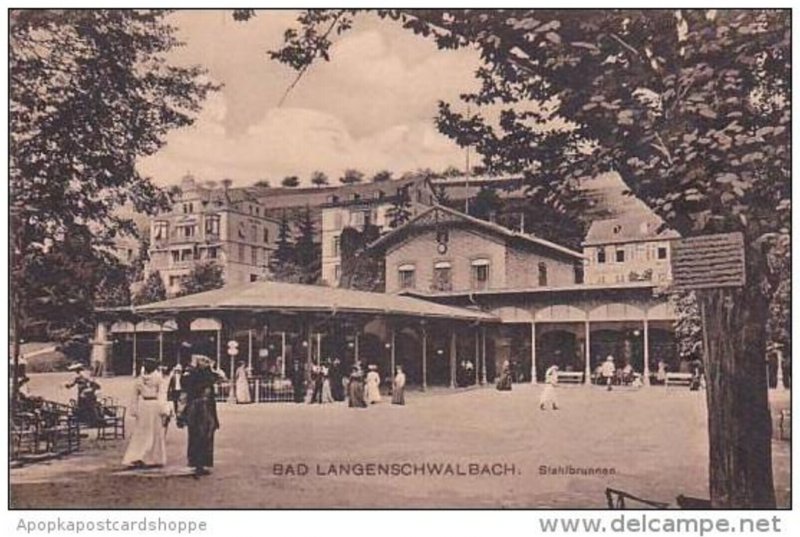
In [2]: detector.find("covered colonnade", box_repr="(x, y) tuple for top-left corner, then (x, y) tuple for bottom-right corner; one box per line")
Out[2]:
(96, 281), (497, 392)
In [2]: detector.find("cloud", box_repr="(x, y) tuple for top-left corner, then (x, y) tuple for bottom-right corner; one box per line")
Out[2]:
(138, 97), (468, 186)
(139, 13), (480, 187)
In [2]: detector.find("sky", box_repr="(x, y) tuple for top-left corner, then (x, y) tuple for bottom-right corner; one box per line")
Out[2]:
(137, 10), (482, 187)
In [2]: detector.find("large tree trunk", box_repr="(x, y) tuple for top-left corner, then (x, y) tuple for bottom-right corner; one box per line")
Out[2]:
(698, 252), (775, 508)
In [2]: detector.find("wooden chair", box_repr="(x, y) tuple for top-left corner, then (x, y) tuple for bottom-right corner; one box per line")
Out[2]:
(96, 404), (126, 440)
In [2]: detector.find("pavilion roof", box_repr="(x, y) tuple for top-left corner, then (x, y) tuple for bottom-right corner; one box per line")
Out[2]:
(133, 281), (497, 322)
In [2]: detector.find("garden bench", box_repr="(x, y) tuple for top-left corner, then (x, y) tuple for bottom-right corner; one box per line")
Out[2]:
(665, 372), (693, 387)
(556, 371), (584, 384)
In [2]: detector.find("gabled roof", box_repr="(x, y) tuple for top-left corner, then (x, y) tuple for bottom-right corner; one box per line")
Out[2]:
(133, 280), (497, 322)
(368, 205), (584, 260)
(583, 213), (680, 246)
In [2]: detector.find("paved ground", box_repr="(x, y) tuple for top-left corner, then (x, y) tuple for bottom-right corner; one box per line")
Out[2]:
(10, 374), (790, 508)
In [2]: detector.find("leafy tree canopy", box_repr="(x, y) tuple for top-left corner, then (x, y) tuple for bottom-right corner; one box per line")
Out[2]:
(177, 261), (225, 297)
(310, 170), (329, 187)
(340, 168), (365, 184)
(281, 176), (300, 188)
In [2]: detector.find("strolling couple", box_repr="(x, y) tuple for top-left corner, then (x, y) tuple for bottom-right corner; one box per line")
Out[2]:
(122, 354), (222, 477)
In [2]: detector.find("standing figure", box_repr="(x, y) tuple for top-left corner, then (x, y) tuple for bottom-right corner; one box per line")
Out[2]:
(496, 360), (513, 391)
(291, 358), (305, 403)
(179, 355), (221, 476)
(601, 355), (616, 391)
(64, 363), (102, 427)
(320, 364), (334, 404)
(365, 364), (382, 404)
(656, 360), (667, 385)
(234, 360), (252, 404)
(330, 358), (345, 402)
(347, 366), (367, 408)
(539, 365), (559, 410)
(122, 358), (169, 468)
(167, 363), (184, 415)
(690, 355), (704, 391)
(392, 366), (406, 405)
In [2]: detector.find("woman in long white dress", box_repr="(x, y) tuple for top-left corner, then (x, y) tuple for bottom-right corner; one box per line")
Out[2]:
(365, 364), (382, 404)
(234, 361), (252, 404)
(122, 358), (169, 468)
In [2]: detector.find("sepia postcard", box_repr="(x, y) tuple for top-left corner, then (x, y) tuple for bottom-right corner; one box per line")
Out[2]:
(7, 6), (792, 514)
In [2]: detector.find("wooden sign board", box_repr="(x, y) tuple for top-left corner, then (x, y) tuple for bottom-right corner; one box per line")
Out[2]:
(671, 232), (746, 290)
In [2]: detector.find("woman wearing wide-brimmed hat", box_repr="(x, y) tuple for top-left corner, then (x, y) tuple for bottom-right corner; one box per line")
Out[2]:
(178, 354), (222, 476)
(64, 363), (102, 426)
(122, 357), (169, 468)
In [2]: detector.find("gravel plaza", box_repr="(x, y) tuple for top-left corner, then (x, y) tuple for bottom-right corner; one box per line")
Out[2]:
(10, 373), (790, 509)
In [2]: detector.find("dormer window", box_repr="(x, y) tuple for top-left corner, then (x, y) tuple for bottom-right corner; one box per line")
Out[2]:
(613, 224), (622, 234)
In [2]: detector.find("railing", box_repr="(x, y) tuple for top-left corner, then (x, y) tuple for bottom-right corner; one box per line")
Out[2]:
(215, 377), (295, 403)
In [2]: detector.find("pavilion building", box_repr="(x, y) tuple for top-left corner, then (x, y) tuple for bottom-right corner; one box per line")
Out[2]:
(97, 205), (680, 389)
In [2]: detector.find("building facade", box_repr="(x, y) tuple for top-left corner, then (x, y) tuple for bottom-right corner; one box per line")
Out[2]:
(370, 205), (678, 384)
(582, 214), (680, 285)
(320, 177), (435, 286)
(147, 175), (280, 295)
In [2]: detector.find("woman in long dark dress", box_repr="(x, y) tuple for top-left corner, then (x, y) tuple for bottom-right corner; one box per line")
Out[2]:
(179, 355), (221, 476)
(347, 366), (367, 408)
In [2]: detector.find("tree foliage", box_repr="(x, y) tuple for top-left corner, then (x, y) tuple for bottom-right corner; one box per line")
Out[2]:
(310, 170), (329, 188)
(340, 168), (365, 184)
(10, 9), (215, 342)
(258, 8), (789, 508)
(133, 270), (168, 305)
(177, 261), (225, 297)
(372, 170), (393, 183)
(293, 206), (321, 284)
(281, 175), (300, 188)
(386, 184), (413, 229)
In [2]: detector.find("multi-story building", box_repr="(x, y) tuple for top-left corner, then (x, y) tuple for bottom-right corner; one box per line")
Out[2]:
(368, 204), (677, 385)
(319, 176), (435, 286)
(147, 175), (279, 295)
(582, 213), (680, 285)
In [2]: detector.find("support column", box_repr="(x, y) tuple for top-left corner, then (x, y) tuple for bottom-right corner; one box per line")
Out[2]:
(316, 333), (322, 365)
(248, 328), (254, 370)
(474, 328), (480, 385)
(354, 332), (361, 364)
(421, 323), (428, 391)
(643, 319), (650, 385)
(280, 331), (287, 378)
(776, 349), (784, 389)
(480, 326), (487, 385)
(530, 322), (537, 384)
(449, 329), (457, 388)
(584, 320), (591, 384)
(158, 322), (164, 364)
(132, 322), (138, 376)
(390, 327), (396, 376)
(216, 327), (222, 366)
(176, 315), (192, 367)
